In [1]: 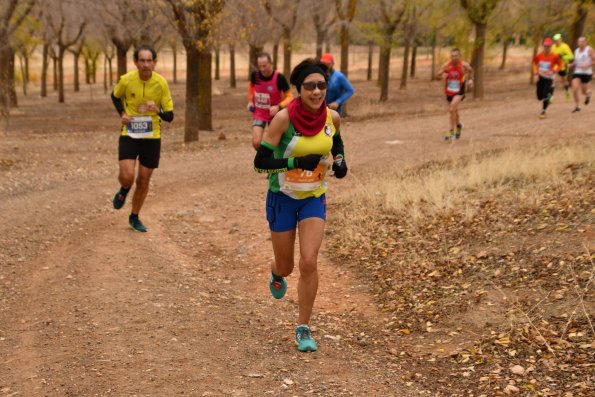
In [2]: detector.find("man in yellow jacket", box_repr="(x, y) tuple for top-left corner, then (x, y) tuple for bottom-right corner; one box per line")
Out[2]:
(552, 33), (574, 100)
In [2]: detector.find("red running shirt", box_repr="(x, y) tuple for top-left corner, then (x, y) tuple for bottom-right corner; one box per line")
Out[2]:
(445, 61), (465, 96)
(533, 53), (562, 80)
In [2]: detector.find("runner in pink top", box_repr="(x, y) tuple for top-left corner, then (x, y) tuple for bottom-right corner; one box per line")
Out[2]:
(247, 53), (293, 150)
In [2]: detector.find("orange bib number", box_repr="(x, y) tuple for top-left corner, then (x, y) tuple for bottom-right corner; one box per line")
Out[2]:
(284, 163), (327, 191)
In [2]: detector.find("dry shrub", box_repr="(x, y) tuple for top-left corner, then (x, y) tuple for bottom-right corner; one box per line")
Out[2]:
(345, 141), (594, 224)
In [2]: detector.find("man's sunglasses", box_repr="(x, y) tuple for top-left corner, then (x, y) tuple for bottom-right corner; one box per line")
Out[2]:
(301, 81), (327, 91)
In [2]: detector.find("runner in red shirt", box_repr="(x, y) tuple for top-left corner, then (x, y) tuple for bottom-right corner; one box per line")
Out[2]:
(247, 53), (293, 150)
(436, 48), (474, 141)
(533, 37), (563, 119)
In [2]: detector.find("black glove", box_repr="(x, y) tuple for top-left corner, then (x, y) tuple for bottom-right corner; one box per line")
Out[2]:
(332, 156), (348, 178)
(294, 154), (322, 171)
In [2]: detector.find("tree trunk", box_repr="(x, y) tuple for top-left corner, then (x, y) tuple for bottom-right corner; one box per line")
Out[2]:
(18, 54), (27, 96)
(214, 46), (220, 80)
(367, 41), (373, 81)
(52, 56), (58, 91)
(0, 46), (8, 110)
(84, 56), (91, 84)
(41, 43), (48, 97)
(569, 0), (589, 51)
(92, 53), (98, 83)
(184, 47), (200, 142)
(197, 51), (212, 131)
(115, 44), (128, 80)
(103, 55), (107, 94)
(282, 34), (291, 78)
(248, 44), (262, 80)
(172, 45), (177, 84)
(500, 39), (509, 70)
(73, 52), (80, 92)
(315, 29), (324, 59)
(379, 45), (391, 101)
(400, 40), (410, 89)
(272, 42), (279, 70)
(108, 56), (113, 86)
(339, 24), (349, 76)
(229, 43), (236, 88)
(471, 22), (487, 99)
(431, 31), (438, 81)
(410, 44), (417, 78)
(8, 48), (16, 107)
(58, 47), (65, 103)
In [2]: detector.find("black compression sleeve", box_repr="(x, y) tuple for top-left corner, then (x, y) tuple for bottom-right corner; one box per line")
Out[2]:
(331, 132), (345, 157)
(277, 74), (290, 92)
(111, 92), (125, 115)
(158, 110), (174, 122)
(254, 144), (291, 173)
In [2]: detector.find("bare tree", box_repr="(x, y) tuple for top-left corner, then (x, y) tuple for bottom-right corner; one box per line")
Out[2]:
(306, 0), (335, 59)
(569, 0), (592, 51)
(44, 0), (86, 103)
(399, 1), (430, 89)
(264, 0), (302, 78)
(460, 0), (500, 99)
(335, 0), (358, 76)
(0, 0), (34, 109)
(165, 0), (224, 141)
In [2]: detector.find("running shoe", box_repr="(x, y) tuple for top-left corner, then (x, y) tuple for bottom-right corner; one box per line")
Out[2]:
(572, 107), (581, 113)
(548, 94), (554, 103)
(585, 91), (592, 105)
(539, 110), (546, 119)
(113, 188), (129, 209)
(444, 131), (454, 141)
(295, 325), (317, 352)
(129, 215), (147, 232)
(455, 123), (463, 139)
(269, 273), (287, 299)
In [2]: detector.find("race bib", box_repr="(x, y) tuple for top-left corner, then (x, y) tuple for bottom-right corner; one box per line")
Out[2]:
(126, 116), (153, 139)
(283, 160), (328, 192)
(254, 92), (271, 109)
(538, 61), (551, 72)
(447, 79), (461, 93)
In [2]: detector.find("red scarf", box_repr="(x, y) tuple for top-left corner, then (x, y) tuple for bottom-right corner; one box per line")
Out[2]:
(287, 98), (327, 137)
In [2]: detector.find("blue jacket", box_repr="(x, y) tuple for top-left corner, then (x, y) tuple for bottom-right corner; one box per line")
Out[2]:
(325, 70), (354, 116)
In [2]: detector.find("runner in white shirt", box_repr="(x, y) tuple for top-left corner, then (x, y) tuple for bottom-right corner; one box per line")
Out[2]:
(569, 37), (594, 113)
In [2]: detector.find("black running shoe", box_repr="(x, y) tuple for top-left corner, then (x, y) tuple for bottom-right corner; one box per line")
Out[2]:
(585, 91), (592, 105)
(113, 188), (128, 209)
(129, 215), (147, 232)
(572, 107), (581, 113)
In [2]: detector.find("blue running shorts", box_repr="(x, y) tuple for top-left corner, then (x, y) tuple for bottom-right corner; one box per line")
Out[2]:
(266, 190), (326, 232)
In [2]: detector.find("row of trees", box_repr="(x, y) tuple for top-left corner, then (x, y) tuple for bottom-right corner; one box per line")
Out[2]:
(0, 0), (593, 142)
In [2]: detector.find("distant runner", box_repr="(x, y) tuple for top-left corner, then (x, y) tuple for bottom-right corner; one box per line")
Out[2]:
(551, 33), (574, 100)
(110, 44), (174, 232)
(533, 38), (562, 119)
(569, 36), (594, 113)
(436, 48), (473, 141)
(247, 53), (293, 150)
(319, 53), (355, 116)
(253, 58), (348, 352)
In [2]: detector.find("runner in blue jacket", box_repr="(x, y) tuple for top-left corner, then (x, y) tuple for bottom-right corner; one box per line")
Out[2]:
(320, 53), (355, 116)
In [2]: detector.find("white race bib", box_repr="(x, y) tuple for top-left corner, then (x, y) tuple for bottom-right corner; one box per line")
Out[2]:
(126, 116), (153, 139)
(447, 80), (461, 93)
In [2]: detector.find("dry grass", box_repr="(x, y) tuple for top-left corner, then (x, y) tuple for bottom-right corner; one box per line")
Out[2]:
(347, 140), (594, 224)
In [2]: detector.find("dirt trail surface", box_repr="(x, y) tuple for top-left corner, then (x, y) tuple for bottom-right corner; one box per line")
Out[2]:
(0, 70), (593, 396)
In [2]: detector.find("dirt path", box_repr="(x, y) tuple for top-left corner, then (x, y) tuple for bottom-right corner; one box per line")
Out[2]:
(1, 72), (593, 396)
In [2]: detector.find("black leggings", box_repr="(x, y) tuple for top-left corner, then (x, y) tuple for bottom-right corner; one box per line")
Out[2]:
(537, 78), (554, 110)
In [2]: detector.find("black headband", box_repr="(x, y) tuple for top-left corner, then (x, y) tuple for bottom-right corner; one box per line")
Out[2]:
(295, 65), (327, 91)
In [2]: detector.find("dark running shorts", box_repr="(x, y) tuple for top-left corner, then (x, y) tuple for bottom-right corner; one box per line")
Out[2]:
(558, 69), (568, 77)
(572, 73), (592, 83)
(446, 86), (466, 103)
(118, 135), (161, 169)
(536, 78), (554, 100)
(266, 190), (326, 233)
(252, 119), (269, 128)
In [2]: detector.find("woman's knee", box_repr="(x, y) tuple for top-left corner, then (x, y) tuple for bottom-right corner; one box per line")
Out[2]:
(299, 255), (318, 276)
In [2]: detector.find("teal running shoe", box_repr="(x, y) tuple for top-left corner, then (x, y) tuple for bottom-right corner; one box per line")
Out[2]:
(129, 215), (147, 232)
(295, 325), (317, 352)
(113, 188), (129, 209)
(269, 273), (287, 299)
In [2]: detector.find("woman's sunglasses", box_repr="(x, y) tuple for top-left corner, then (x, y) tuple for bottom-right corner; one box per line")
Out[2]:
(301, 81), (327, 91)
